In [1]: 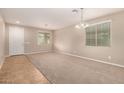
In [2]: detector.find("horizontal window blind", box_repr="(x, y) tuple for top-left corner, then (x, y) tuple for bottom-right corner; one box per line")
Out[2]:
(85, 21), (111, 47)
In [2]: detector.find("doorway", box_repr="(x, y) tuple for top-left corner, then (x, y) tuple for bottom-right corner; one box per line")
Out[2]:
(9, 26), (24, 55)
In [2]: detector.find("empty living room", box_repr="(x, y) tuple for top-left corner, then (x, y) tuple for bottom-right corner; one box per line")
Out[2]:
(0, 7), (124, 85)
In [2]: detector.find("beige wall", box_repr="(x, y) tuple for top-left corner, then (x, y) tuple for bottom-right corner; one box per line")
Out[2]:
(0, 15), (5, 67)
(5, 24), (53, 56)
(54, 11), (124, 66)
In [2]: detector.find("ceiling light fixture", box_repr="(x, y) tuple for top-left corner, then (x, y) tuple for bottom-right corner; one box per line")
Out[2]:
(74, 8), (89, 29)
(16, 21), (20, 24)
(72, 9), (78, 13)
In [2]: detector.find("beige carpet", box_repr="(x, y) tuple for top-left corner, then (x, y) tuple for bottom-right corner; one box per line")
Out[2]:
(0, 55), (49, 84)
(27, 52), (124, 84)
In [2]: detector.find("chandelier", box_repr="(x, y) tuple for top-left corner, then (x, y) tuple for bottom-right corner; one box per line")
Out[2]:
(74, 8), (89, 29)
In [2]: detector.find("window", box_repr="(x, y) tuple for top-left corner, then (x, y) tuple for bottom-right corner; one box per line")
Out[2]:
(85, 21), (111, 47)
(86, 25), (96, 46)
(97, 22), (110, 46)
(37, 32), (50, 46)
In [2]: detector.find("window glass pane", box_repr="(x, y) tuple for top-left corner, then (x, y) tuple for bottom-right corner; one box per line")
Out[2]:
(86, 26), (96, 46)
(97, 22), (110, 46)
(37, 32), (50, 46)
(45, 33), (50, 44)
(38, 33), (45, 45)
(85, 21), (110, 47)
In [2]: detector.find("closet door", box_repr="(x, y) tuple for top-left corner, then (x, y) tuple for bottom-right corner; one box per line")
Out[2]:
(9, 26), (24, 55)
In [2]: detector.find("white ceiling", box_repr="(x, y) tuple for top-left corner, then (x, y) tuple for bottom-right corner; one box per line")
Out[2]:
(0, 8), (124, 30)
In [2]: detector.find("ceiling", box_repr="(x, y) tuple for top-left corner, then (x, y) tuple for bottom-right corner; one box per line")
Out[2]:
(0, 8), (124, 30)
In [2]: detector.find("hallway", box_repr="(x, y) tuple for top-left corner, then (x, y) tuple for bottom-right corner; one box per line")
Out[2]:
(0, 55), (49, 84)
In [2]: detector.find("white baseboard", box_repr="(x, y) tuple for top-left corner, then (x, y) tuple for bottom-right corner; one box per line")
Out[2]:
(55, 51), (124, 68)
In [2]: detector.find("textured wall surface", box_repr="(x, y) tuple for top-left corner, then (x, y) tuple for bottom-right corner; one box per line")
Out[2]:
(54, 11), (124, 66)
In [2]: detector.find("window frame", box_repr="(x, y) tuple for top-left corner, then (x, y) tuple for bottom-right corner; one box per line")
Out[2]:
(85, 20), (112, 47)
(37, 31), (51, 46)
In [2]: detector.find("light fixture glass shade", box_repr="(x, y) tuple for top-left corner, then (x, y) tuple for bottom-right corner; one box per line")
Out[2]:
(75, 23), (89, 29)
(81, 23), (85, 27)
(75, 25), (80, 29)
(84, 24), (89, 28)
(74, 8), (90, 30)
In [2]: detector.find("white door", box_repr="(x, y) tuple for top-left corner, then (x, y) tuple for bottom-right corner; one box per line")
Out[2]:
(9, 26), (24, 55)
